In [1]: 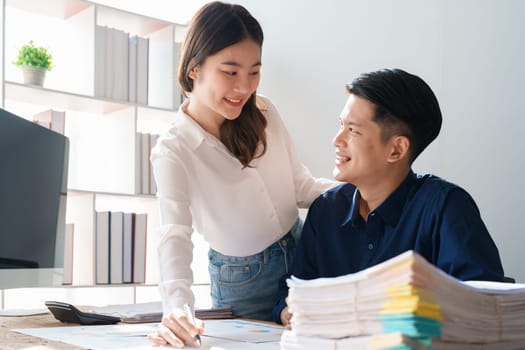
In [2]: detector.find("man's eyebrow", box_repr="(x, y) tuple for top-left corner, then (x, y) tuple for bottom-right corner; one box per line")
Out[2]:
(220, 60), (262, 67)
(339, 117), (360, 127)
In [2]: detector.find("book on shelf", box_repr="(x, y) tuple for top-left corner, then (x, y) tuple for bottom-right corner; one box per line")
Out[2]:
(133, 213), (147, 284)
(122, 212), (134, 284)
(283, 250), (525, 349)
(109, 211), (124, 284)
(136, 132), (160, 195)
(95, 211), (110, 284)
(172, 42), (182, 108)
(33, 109), (66, 135)
(62, 223), (75, 285)
(128, 35), (138, 103)
(104, 26), (113, 102)
(140, 132), (151, 194)
(136, 35), (149, 105)
(135, 132), (141, 194)
(94, 25), (106, 98)
(111, 28), (129, 101)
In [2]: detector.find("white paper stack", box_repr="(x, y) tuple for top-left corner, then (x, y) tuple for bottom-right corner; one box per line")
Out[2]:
(282, 250), (525, 350)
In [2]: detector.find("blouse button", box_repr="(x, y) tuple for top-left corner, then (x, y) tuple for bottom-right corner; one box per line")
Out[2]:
(368, 243), (374, 250)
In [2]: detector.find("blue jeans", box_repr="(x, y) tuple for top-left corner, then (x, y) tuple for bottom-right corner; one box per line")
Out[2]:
(208, 219), (302, 321)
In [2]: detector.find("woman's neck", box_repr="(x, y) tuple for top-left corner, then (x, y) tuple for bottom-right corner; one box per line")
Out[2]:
(184, 99), (222, 139)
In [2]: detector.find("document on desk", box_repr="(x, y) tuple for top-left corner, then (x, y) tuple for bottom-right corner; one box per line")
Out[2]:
(14, 319), (282, 349)
(205, 319), (283, 343)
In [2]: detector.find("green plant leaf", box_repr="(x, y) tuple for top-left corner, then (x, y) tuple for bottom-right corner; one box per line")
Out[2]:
(13, 40), (53, 71)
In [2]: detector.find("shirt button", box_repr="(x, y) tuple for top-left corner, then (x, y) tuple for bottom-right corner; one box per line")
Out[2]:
(368, 243), (374, 250)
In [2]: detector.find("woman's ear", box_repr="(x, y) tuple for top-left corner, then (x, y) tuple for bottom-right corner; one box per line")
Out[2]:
(188, 67), (199, 80)
(387, 135), (410, 163)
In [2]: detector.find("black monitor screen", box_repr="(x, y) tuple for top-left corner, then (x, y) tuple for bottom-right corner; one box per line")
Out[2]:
(0, 108), (69, 269)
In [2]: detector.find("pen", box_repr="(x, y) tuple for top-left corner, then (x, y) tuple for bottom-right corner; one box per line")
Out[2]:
(183, 303), (201, 347)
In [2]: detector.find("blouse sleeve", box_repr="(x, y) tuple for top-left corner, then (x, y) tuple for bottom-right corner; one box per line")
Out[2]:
(151, 138), (196, 314)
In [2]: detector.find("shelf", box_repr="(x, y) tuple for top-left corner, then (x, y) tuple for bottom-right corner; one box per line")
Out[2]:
(95, 3), (175, 37)
(6, 0), (90, 19)
(5, 81), (128, 114)
(68, 188), (156, 199)
(0, 0), (188, 299)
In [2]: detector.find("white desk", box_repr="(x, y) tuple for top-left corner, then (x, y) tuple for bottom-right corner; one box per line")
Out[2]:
(1, 312), (282, 349)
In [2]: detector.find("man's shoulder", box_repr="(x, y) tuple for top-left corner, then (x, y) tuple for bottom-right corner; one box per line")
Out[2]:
(415, 173), (462, 192)
(323, 182), (355, 198)
(311, 182), (355, 210)
(411, 173), (471, 205)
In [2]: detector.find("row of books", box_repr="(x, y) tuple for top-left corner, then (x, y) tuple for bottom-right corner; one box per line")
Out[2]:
(95, 211), (148, 285)
(136, 132), (159, 195)
(32, 109), (160, 195)
(94, 25), (149, 104)
(282, 250), (525, 350)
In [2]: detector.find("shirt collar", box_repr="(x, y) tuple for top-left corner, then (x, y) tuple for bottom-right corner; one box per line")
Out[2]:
(341, 187), (361, 227)
(374, 169), (418, 226)
(174, 99), (231, 152)
(341, 169), (418, 228)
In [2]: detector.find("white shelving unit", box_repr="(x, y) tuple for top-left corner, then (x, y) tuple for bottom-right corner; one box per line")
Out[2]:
(0, 0), (213, 307)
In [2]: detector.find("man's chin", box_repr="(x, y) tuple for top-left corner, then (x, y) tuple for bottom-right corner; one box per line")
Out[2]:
(333, 170), (346, 182)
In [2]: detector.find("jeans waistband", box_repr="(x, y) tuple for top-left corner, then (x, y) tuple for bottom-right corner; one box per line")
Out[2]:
(209, 219), (300, 265)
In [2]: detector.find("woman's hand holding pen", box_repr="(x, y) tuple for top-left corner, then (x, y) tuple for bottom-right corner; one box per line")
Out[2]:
(148, 307), (204, 348)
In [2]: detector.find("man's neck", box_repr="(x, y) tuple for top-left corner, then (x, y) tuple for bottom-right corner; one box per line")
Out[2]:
(358, 168), (410, 220)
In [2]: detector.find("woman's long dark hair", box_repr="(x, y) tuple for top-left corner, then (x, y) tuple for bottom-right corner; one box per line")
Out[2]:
(178, 2), (267, 167)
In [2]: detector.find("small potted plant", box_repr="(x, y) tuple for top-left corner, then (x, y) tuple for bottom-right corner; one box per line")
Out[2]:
(13, 40), (53, 86)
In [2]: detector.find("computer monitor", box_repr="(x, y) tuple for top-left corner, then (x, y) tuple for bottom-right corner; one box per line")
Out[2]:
(0, 108), (69, 271)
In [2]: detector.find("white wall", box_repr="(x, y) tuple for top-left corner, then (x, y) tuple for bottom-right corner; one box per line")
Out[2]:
(103, 0), (525, 282)
(239, 0), (525, 282)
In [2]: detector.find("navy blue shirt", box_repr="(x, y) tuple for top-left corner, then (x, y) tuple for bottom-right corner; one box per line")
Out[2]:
(273, 170), (504, 323)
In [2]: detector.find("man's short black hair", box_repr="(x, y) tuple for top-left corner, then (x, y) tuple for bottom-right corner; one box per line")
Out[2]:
(346, 69), (442, 163)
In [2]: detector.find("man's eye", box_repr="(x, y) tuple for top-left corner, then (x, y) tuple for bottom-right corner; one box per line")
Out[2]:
(223, 71), (236, 76)
(249, 71), (260, 76)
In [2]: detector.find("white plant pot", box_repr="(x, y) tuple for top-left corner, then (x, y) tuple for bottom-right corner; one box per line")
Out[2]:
(21, 65), (47, 86)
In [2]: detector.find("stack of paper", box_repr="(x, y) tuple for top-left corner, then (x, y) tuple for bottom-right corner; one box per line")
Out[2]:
(282, 250), (525, 350)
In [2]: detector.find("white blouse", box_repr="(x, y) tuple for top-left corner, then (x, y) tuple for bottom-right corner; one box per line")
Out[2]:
(151, 95), (336, 312)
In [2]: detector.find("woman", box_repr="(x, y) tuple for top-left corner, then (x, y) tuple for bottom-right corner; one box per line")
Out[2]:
(149, 2), (335, 347)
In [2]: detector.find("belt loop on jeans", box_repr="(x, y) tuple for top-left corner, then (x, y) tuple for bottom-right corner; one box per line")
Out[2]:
(263, 246), (269, 264)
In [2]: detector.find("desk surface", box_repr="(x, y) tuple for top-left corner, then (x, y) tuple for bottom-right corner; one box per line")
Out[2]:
(1, 312), (282, 349)
(1, 312), (82, 349)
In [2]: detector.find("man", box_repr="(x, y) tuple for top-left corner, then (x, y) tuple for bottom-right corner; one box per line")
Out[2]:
(273, 68), (504, 326)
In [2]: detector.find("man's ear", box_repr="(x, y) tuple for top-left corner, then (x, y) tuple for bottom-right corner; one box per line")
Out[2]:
(387, 135), (410, 163)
